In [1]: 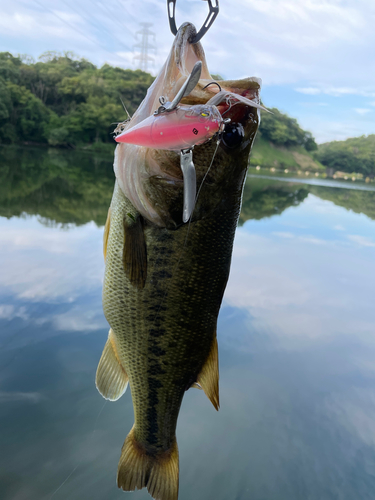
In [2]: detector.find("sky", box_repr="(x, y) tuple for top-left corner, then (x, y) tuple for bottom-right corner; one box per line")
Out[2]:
(0, 0), (374, 143)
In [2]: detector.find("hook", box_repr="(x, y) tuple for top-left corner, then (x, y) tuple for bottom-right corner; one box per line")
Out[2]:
(167, 0), (220, 43)
(202, 81), (222, 92)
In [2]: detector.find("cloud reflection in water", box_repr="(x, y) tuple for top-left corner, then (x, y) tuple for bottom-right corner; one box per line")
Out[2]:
(1, 178), (375, 499)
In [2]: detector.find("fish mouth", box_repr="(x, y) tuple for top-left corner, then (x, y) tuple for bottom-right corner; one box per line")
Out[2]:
(114, 23), (262, 228)
(130, 22), (262, 129)
(174, 24), (262, 126)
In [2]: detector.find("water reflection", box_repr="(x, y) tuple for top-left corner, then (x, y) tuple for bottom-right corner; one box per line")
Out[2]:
(0, 146), (115, 226)
(1, 146), (375, 500)
(2, 146), (375, 228)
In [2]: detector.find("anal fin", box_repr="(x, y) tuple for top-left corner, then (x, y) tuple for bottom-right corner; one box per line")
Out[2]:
(96, 328), (129, 401)
(195, 335), (219, 410)
(123, 212), (147, 289)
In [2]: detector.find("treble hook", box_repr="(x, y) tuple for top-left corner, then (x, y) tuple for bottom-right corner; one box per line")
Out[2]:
(202, 81), (222, 92)
(167, 0), (220, 44)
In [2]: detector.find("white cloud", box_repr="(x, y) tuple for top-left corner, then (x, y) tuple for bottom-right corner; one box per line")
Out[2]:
(0, 304), (15, 319)
(347, 235), (375, 247)
(326, 388), (375, 448)
(296, 87), (321, 95)
(354, 108), (371, 115)
(0, 391), (44, 403)
(301, 117), (374, 143)
(0, 8), (88, 43)
(300, 236), (327, 245)
(273, 230), (328, 246)
(0, 227), (73, 253)
(0, 218), (104, 301)
(272, 231), (295, 238)
(0, 0), (373, 84)
(53, 308), (107, 332)
(0, 304), (29, 320)
(0, 0), (375, 141)
(224, 232), (311, 311)
(296, 87), (375, 97)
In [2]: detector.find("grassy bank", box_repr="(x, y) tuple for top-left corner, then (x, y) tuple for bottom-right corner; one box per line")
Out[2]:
(250, 135), (324, 172)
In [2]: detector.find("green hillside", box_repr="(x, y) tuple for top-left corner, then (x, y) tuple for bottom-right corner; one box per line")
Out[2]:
(0, 51), (153, 147)
(316, 135), (375, 177)
(0, 51), (319, 168)
(250, 135), (324, 172)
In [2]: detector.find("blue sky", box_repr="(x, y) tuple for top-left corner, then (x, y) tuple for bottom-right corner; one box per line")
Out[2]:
(0, 0), (374, 143)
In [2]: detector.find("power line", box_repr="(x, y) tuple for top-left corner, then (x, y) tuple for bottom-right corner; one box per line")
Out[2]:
(32, 0), (130, 65)
(95, 1), (135, 41)
(59, 0), (133, 54)
(115, 0), (140, 29)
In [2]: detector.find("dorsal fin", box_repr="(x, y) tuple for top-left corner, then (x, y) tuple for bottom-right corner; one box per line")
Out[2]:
(195, 335), (219, 410)
(123, 212), (147, 289)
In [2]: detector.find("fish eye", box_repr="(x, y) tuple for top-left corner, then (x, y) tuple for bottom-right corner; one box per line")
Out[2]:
(222, 122), (245, 148)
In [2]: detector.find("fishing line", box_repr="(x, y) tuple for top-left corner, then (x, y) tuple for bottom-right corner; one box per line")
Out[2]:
(193, 139), (221, 215)
(119, 97), (132, 121)
(49, 400), (107, 498)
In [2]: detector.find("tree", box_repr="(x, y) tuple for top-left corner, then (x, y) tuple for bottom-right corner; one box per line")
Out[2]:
(0, 82), (52, 143)
(260, 107), (317, 150)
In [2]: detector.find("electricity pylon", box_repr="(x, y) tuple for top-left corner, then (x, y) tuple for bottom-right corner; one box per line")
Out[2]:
(133, 23), (156, 73)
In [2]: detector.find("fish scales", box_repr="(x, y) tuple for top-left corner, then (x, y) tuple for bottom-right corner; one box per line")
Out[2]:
(103, 180), (239, 450)
(96, 21), (261, 500)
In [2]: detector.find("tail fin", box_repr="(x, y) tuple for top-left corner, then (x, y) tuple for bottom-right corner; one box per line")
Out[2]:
(117, 426), (179, 500)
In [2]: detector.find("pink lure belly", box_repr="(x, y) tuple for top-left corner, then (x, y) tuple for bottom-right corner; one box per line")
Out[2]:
(115, 105), (222, 151)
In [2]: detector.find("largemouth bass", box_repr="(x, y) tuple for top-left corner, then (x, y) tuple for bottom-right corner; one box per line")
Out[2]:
(96, 22), (261, 500)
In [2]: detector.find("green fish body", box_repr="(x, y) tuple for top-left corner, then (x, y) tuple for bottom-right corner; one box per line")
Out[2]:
(96, 23), (261, 500)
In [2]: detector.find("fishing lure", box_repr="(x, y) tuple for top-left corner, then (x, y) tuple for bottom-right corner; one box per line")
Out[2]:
(115, 61), (213, 223)
(114, 60), (267, 223)
(114, 103), (222, 151)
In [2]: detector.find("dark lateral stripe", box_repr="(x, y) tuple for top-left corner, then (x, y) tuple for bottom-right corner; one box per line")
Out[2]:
(146, 377), (163, 445)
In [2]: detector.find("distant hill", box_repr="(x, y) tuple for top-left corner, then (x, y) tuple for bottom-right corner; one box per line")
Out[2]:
(247, 103), (324, 172)
(0, 51), (320, 167)
(316, 135), (375, 178)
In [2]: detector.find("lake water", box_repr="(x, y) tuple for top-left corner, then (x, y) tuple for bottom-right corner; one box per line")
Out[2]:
(1, 146), (375, 500)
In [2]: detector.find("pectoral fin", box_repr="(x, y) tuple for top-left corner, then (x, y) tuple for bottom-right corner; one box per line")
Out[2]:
(123, 212), (147, 289)
(96, 328), (129, 401)
(103, 207), (111, 261)
(195, 335), (219, 410)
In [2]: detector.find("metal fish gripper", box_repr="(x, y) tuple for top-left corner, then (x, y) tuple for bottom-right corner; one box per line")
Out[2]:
(167, 0), (220, 44)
